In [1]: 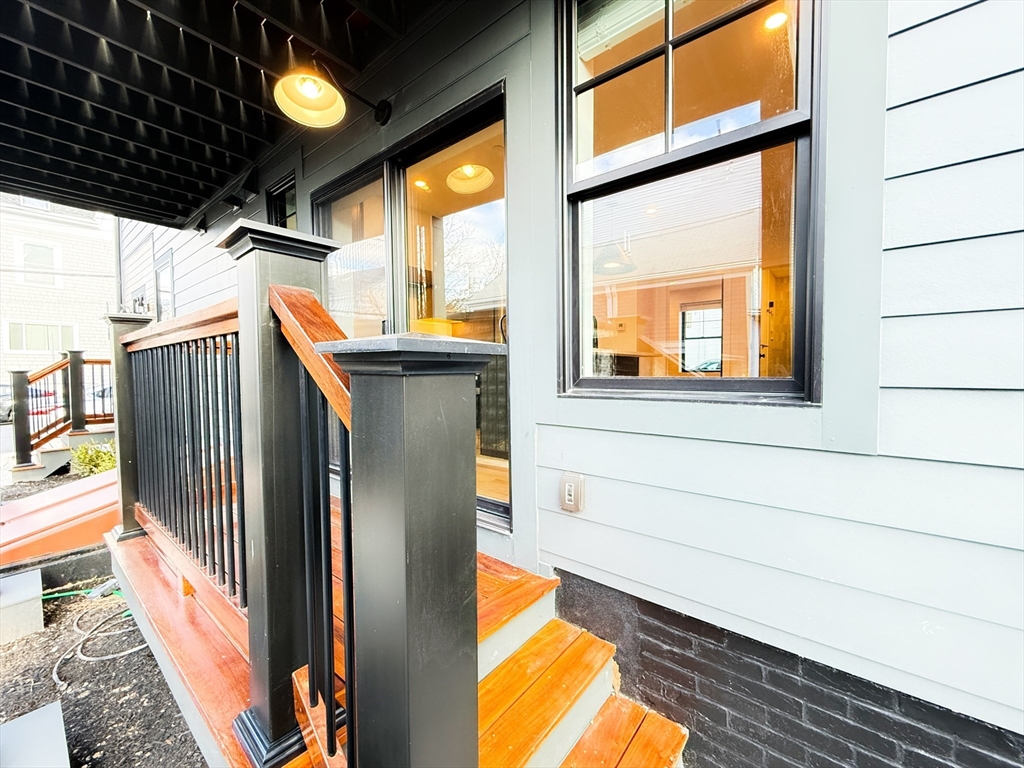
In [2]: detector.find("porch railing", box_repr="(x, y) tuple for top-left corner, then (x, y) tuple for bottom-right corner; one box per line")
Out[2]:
(118, 299), (247, 610)
(11, 350), (114, 466)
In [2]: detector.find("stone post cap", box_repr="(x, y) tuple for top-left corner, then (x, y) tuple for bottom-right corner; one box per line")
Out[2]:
(316, 333), (506, 376)
(217, 220), (341, 262)
(104, 313), (154, 326)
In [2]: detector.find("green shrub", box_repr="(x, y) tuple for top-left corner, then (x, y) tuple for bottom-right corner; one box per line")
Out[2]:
(71, 441), (117, 476)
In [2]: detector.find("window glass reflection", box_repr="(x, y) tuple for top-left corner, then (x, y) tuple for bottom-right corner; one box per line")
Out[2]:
(324, 179), (388, 339)
(580, 144), (796, 380)
(405, 122), (510, 506)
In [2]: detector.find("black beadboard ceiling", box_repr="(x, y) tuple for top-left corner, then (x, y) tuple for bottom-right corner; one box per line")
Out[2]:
(0, 0), (432, 227)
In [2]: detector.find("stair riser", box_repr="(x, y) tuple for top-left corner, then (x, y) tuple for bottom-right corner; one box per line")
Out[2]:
(479, 589), (555, 680)
(526, 659), (615, 768)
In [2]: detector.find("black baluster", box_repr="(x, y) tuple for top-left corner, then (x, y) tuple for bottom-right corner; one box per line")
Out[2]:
(317, 391), (337, 757)
(219, 335), (236, 595)
(229, 333), (247, 608)
(338, 416), (357, 768)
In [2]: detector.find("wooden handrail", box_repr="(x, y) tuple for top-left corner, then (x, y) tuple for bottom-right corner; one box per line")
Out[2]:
(27, 357), (69, 385)
(268, 284), (351, 429)
(83, 358), (111, 366)
(121, 298), (239, 352)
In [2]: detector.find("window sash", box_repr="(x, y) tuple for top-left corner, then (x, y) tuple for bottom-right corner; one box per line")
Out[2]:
(561, 0), (820, 399)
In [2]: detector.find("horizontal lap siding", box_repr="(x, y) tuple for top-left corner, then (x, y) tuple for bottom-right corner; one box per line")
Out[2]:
(541, 0), (1024, 734)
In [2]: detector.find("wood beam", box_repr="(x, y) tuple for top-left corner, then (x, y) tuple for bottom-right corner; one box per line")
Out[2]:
(3, 4), (279, 145)
(0, 170), (190, 225)
(23, 0), (279, 118)
(0, 104), (224, 192)
(0, 130), (208, 206)
(0, 74), (242, 179)
(0, 41), (259, 164)
(345, 0), (401, 39)
(233, 0), (363, 77)
(0, 151), (197, 213)
(128, 0), (358, 81)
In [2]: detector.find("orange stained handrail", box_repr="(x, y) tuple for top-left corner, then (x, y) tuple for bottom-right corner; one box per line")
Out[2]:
(26, 357), (69, 385)
(267, 284), (351, 430)
(121, 298), (239, 352)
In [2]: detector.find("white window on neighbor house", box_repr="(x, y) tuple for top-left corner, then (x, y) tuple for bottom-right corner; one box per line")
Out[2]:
(19, 195), (50, 211)
(5, 322), (76, 353)
(16, 242), (62, 288)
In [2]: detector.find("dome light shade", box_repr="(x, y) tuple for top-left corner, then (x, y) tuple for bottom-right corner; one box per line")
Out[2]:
(274, 65), (346, 128)
(593, 243), (637, 275)
(446, 164), (494, 194)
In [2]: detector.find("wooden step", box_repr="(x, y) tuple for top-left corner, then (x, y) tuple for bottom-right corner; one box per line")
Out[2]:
(479, 631), (617, 768)
(292, 666), (346, 768)
(561, 695), (688, 768)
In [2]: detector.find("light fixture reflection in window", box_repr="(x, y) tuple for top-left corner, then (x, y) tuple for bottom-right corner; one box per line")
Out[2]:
(764, 12), (787, 30)
(446, 164), (494, 194)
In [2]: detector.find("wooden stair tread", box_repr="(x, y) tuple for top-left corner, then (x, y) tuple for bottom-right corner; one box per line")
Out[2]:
(292, 666), (347, 768)
(479, 619), (582, 734)
(617, 710), (689, 768)
(560, 695), (646, 768)
(479, 631), (616, 768)
(479, 572), (559, 642)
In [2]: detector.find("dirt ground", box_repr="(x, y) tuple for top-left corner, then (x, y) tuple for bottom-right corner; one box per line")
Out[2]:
(0, 469), (79, 504)
(0, 576), (207, 768)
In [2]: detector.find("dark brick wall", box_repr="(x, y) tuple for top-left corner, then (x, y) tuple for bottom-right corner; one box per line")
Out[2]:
(555, 570), (1024, 768)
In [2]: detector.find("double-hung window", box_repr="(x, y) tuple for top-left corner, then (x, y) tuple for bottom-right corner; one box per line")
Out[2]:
(565, 0), (817, 398)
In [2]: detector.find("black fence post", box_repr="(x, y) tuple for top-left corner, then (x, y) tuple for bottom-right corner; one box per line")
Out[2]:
(67, 349), (87, 432)
(105, 314), (154, 541)
(11, 370), (32, 467)
(318, 334), (504, 768)
(221, 221), (340, 768)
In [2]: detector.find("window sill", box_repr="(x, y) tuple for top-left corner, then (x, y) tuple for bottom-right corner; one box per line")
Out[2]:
(559, 384), (820, 408)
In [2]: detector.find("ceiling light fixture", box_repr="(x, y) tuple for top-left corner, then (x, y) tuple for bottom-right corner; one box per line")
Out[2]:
(446, 164), (494, 194)
(593, 243), (637, 275)
(764, 11), (788, 30)
(414, 179), (430, 191)
(274, 60), (392, 128)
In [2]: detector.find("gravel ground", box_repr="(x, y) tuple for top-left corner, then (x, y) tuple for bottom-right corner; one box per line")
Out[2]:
(0, 576), (206, 768)
(0, 469), (79, 504)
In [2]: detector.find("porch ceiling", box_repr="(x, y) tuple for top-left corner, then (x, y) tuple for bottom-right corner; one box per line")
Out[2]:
(0, 0), (436, 228)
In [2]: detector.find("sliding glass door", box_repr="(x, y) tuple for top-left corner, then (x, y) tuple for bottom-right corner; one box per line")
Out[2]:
(316, 117), (511, 521)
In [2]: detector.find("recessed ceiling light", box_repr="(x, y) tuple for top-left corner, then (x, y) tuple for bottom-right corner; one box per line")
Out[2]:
(646, 207), (657, 215)
(764, 11), (787, 30)
(446, 164), (494, 194)
(414, 179), (430, 191)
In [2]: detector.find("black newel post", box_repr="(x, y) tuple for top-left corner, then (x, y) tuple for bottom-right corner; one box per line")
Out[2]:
(319, 334), (502, 768)
(67, 349), (87, 432)
(105, 314), (154, 541)
(220, 221), (340, 768)
(11, 370), (32, 467)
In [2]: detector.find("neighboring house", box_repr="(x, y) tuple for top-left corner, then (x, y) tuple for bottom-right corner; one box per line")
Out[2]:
(0, 194), (118, 374)
(2, 0), (1022, 766)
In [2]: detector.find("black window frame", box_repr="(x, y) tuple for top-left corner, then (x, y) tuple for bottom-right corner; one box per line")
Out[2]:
(560, 0), (824, 402)
(266, 173), (298, 230)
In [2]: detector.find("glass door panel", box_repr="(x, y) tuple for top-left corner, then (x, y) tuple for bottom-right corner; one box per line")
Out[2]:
(404, 121), (510, 510)
(323, 178), (388, 338)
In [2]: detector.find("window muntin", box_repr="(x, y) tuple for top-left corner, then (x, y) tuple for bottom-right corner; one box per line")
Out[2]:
(323, 178), (388, 339)
(404, 121), (510, 507)
(568, 0), (812, 396)
(7, 322), (76, 352)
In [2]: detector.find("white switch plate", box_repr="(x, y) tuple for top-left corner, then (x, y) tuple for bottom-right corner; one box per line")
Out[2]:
(560, 472), (585, 513)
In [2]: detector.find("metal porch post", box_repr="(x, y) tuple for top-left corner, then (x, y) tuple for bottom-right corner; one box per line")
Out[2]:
(105, 314), (153, 541)
(11, 370), (32, 467)
(319, 334), (503, 768)
(67, 349), (86, 432)
(219, 221), (340, 768)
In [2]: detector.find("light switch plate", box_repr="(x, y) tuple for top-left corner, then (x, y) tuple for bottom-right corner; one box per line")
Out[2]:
(560, 472), (585, 513)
